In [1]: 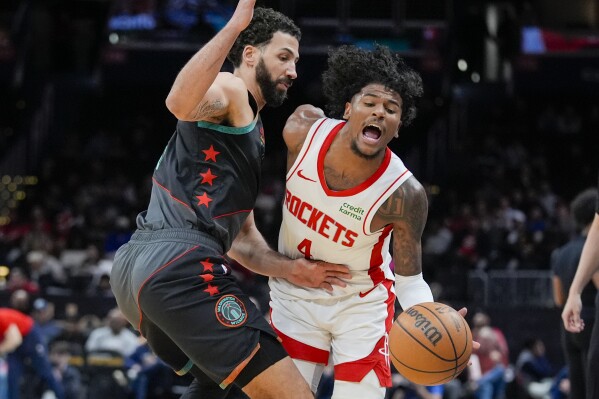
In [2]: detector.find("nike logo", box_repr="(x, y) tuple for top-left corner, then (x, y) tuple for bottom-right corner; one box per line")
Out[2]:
(297, 169), (316, 182)
(359, 285), (378, 298)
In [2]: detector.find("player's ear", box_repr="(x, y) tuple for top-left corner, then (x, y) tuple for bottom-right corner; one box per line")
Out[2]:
(343, 102), (352, 120)
(243, 45), (258, 67)
(394, 121), (402, 138)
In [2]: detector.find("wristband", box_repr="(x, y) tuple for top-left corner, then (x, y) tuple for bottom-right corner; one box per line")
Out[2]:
(394, 272), (433, 310)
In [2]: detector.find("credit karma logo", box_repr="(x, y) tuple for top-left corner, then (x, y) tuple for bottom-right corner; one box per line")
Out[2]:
(339, 202), (364, 221)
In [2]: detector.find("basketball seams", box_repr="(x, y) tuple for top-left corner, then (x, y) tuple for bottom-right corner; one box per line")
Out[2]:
(389, 351), (470, 385)
(394, 318), (456, 363)
(400, 304), (459, 363)
(414, 303), (460, 380)
(414, 302), (458, 361)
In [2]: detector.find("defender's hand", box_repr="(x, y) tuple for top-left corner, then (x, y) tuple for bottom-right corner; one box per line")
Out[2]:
(230, 0), (256, 32)
(287, 258), (352, 291)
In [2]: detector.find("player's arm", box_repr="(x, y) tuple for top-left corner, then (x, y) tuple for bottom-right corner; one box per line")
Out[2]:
(282, 105), (325, 167)
(563, 212), (599, 332)
(0, 324), (23, 355)
(227, 212), (351, 291)
(376, 176), (433, 310)
(165, 0), (255, 121)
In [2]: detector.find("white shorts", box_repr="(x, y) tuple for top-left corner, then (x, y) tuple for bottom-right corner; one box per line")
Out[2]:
(270, 279), (395, 386)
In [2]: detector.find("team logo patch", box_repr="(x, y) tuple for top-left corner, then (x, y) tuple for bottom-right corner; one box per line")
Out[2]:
(215, 295), (247, 328)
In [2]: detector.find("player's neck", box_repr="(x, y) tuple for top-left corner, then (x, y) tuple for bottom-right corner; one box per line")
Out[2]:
(234, 68), (266, 110)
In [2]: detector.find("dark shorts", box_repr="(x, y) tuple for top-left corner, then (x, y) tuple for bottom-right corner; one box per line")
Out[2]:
(110, 228), (282, 388)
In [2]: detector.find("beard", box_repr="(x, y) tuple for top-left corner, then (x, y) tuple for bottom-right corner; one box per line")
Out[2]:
(350, 139), (383, 160)
(255, 58), (291, 108)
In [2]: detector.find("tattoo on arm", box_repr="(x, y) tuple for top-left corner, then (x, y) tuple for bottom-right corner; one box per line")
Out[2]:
(194, 99), (225, 120)
(377, 177), (428, 275)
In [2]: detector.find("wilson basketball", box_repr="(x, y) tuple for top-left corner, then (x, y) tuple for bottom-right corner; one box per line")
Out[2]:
(389, 302), (472, 385)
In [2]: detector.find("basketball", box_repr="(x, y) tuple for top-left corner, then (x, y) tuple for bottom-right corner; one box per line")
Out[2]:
(389, 302), (472, 385)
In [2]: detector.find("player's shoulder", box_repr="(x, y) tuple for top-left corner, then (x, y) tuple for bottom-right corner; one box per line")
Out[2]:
(382, 175), (428, 219)
(400, 175), (426, 196)
(215, 72), (248, 96)
(283, 104), (326, 153)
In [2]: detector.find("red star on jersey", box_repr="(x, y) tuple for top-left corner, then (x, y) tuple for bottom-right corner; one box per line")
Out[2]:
(200, 169), (217, 186)
(200, 273), (214, 283)
(196, 193), (212, 207)
(202, 145), (220, 162)
(200, 260), (214, 273)
(204, 284), (219, 296)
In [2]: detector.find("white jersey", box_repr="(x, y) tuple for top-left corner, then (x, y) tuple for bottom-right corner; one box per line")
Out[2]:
(270, 117), (412, 301)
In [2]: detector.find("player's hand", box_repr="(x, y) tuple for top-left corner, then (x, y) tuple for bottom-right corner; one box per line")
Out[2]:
(230, 0), (256, 32)
(457, 307), (481, 357)
(562, 294), (585, 333)
(287, 258), (352, 291)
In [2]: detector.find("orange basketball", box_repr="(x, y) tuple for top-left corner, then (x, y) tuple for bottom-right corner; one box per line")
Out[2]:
(389, 302), (472, 385)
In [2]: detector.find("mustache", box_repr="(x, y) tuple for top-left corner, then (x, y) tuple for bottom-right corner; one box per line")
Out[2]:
(277, 78), (293, 88)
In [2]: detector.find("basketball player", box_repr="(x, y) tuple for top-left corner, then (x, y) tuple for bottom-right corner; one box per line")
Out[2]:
(562, 171), (599, 399)
(110, 1), (351, 398)
(269, 44), (436, 399)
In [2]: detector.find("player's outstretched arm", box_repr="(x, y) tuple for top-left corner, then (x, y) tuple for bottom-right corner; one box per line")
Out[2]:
(227, 212), (352, 290)
(377, 176), (433, 310)
(165, 0), (256, 121)
(563, 213), (599, 332)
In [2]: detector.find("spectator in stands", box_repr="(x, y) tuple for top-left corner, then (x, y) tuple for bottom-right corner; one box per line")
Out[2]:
(471, 311), (510, 367)
(7, 290), (30, 315)
(5, 269), (39, 296)
(125, 336), (172, 399)
(401, 384), (444, 399)
(551, 187), (598, 399)
(25, 250), (67, 292)
(386, 375), (444, 399)
(515, 337), (555, 399)
(86, 273), (114, 298)
(0, 307), (64, 399)
(468, 311), (509, 399)
(49, 341), (84, 399)
(54, 303), (92, 352)
(549, 366), (569, 399)
(468, 326), (508, 399)
(19, 206), (53, 255)
(85, 308), (138, 358)
(0, 355), (7, 399)
(31, 298), (63, 346)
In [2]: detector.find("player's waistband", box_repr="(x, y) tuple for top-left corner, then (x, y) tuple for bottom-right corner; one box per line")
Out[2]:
(130, 228), (223, 253)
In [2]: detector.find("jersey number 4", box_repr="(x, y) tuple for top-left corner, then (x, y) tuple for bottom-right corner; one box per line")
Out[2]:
(297, 238), (313, 259)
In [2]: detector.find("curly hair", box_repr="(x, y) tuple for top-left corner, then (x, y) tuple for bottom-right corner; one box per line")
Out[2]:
(227, 8), (301, 67)
(322, 44), (423, 126)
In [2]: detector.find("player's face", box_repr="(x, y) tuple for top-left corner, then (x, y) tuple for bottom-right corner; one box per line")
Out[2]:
(343, 83), (403, 159)
(256, 31), (299, 107)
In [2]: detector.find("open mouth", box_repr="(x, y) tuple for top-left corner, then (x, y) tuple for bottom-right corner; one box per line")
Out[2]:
(362, 124), (382, 142)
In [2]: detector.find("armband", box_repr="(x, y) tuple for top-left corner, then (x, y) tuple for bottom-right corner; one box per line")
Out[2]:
(394, 272), (433, 310)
